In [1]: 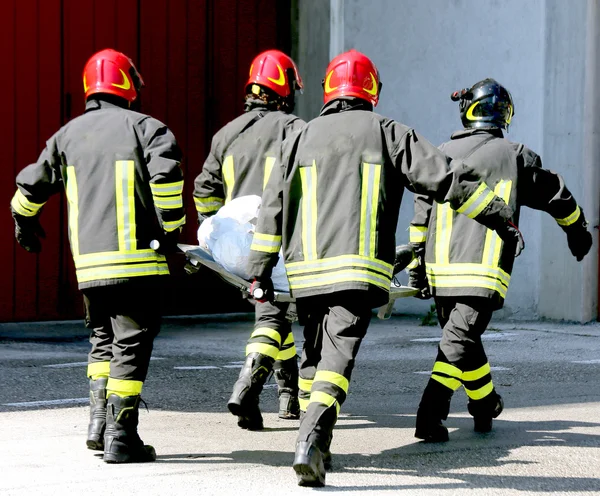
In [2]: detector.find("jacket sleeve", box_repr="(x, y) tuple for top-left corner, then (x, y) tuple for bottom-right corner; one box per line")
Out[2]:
(11, 134), (63, 224)
(517, 146), (585, 228)
(246, 135), (297, 280)
(193, 133), (225, 219)
(139, 117), (185, 233)
(409, 194), (433, 246)
(382, 121), (514, 228)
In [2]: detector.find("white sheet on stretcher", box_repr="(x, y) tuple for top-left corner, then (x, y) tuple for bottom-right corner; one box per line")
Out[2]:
(197, 195), (289, 292)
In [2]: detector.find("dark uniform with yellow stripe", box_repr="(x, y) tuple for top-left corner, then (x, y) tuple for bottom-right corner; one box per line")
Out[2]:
(409, 127), (591, 438)
(11, 98), (184, 396)
(193, 104), (305, 423)
(248, 97), (518, 458)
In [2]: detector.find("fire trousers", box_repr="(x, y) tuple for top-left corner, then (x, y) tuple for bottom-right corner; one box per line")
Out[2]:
(246, 300), (297, 362)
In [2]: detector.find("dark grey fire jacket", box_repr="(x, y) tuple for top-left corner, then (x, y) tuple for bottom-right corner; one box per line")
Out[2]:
(409, 128), (583, 308)
(247, 99), (517, 307)
(10, 99), (185, 289)
(193, 106), (305, 216)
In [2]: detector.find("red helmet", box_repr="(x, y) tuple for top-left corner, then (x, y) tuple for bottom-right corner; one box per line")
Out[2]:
(246, 50), (303, 98)
(322, 49), (381, 106)
(83, 49), (144, 103)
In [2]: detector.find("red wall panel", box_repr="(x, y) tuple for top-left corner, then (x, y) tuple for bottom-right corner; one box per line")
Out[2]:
(3, 0), (290, 321)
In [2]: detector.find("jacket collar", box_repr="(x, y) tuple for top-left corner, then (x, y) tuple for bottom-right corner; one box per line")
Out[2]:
(320, 97), (373, 116)
(84, 98), (127, 113)
(451, 128), (504, 140)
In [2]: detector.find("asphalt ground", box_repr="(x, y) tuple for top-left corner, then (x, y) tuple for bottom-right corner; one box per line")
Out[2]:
(1, 315), (600, 495)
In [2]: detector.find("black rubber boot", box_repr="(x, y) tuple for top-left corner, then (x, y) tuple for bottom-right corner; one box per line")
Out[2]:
(273, 358), (300, 420)
(414, 380), (453, 442)
(293, 441), (326, 487)
(87, 377), (108, 450)
(103, 395), (156, 464)
(468, 391), (504, 433)
(227, 352), (274, 431)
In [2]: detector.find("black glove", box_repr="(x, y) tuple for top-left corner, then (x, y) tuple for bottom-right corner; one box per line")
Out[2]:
(250, 278), (274, 303)
(198, 213), (207, 227)
(407, 265), (431, 300)
(152, 229), (180, 255)
(564, 213), (593, 261)
(14, 216), (45, 253)
(494, 220), (525, 258)
(393, 244), (416, 275)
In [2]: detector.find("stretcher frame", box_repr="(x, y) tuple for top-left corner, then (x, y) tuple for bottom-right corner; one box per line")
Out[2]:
(178, 243), (418, 319)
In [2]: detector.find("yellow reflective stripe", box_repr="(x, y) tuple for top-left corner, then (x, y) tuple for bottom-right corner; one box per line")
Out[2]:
(282, 332), (295, 346)
(163, 215), (186, 232)
(106, 378), (143, 397)
(76, 262), (169, 283)
(300, 162), (318, 261)
(153, 195), (183, 209)
(263, 156), (276, 190)
(286, 254), (392, 277)
(115, 160), (136, 251)
(87, 361), (110, 379)
(359, 163), (382, 258)
(194, 196), (223, 213)
(66, 166), (80, 257)
(409, 225), (428, 243)
(276, 346), (297, 361)
(288, 268), (390, 291)
(482, 180), (512, 266)
(11, 189), (46, 216)
(74, 249), (166, 268)
(432, 361), (462, 379)
(464, 380), (494, 400)
(462, 363), (491, 382)
(406, 258), (419, 270)
(250, 242), (280, 254)
(222, 155), (235, 204)
(250, 327), (282, 346)
(299, 398), (310, 411)
(314, 370), (349, 393)
(298, 378), (314, 392)
(251, 232), (282, 253)
(556, 205), (581, 226)
(428, 274), (508, 298)
(150, 180), (184, 196)
(426, 262), (510, 286)
(245, 342), (279, 359)
(431, 374), (462, 391)
(456, 182), (495, 218)
(435, 203), (453, 264)
(309, 391), (340, 414)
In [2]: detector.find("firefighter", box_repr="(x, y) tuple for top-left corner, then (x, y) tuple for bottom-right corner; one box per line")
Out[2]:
(193, 50), (305, 430)
(247, 50), (524, 487)
(10, 49), (185, 463)
(408, 78), (593, 442)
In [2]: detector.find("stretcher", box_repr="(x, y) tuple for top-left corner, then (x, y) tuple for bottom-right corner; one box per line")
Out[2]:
(178, 243), (418, 319)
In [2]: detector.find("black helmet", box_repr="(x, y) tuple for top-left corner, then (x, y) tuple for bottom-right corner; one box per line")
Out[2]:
(452, 78), (514, 131)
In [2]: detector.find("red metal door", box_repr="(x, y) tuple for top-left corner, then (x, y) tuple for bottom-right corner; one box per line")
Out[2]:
(1, 0), (290, 322)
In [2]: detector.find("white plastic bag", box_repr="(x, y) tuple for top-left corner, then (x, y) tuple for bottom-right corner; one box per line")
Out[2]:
(197, 195), (289, 292)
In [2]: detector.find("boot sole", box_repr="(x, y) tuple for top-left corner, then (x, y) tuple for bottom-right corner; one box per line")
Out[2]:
(293, 462), (325, 487)
(278, 411), (300, 420)
(104, 447), (157, 464)
(229, 401), (263, 430)
(86, 439), (104, 451)
(414, 429), (449, 443)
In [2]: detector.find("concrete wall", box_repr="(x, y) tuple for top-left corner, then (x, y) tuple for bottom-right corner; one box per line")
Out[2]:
(296, 0), (599, 321)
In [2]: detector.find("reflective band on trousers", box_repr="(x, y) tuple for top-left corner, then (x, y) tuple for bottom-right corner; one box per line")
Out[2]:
(300, 162), (318, 261)
(309, 390), (340, 414)
(298, 378), (314, 392)
(106, 378), (143, 397)
(462, 363), (491, 382)
(87, 361), (110, 379)
(464, 381), (494, 400)
(314, 370), (349, 393)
